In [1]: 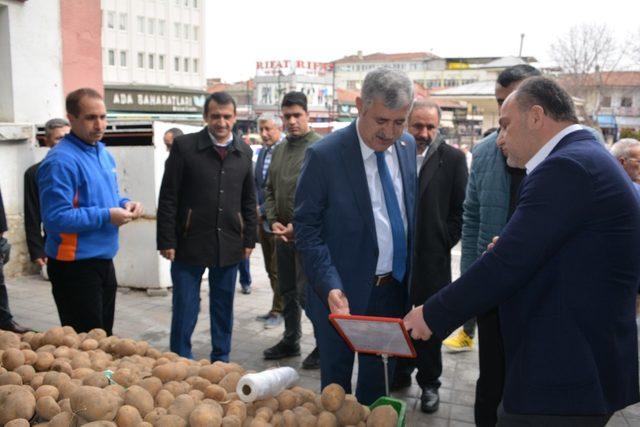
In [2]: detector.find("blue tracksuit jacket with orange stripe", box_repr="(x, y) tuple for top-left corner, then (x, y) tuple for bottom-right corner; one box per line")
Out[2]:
(37, 133), (129, 261)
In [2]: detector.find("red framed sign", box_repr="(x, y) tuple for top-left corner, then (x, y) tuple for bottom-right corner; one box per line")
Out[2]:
(329, 314), (417, 358)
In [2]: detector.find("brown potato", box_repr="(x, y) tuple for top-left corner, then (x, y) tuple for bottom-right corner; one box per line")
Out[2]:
(321, 383), (346, 412)
(276, 390), (297, 411)
(225, 400), (247, 421)
(81, 338), (99, 351)
(154, 414), (188, 427)
(14, 364), (35, 383)
(58, 397), (72, 413)
(0, 384), (37, 424)
(155, 389), (175, 409)
(35, 384), (60, 400)
(2, 347), (26, 370)
(21, 349), (37, 366)
(137, 376), (163, 397)
(335, 400), (364, 426)
(151, 363), (176, 383)
(366, 405), (397, 427)
(204, 384), (227, 401)
(49, 412), (74, 427)
(143, 407), (167, 424)
(0, 332), (21, 350)
(190, 403), (223, 427)
(4, 419), (30, 427)
(222, 415), (242, 427)
(34, 351), (55, 371)
(168, 393), (196, 420)
(43, 327), (66, 346)
(317, 411), (338, 427)
(83, 371), (110, 388)
(0, 371), (23, 385)
(115, 404), (143, 427)
(114, 339), (137, 357)
(36, 395), (61, 420)
(58, 379), (79, 400)
(70, 385), (120, 422)
(124, 384), (154, 417)
(254, 397), (279, 413)
(219, 371), (242, 393)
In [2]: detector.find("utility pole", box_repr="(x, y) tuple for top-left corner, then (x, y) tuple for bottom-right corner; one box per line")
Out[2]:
(519, 33), (525, 57)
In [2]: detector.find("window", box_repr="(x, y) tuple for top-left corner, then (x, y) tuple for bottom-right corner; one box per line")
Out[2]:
(184, 57), (189, 72)
(159, 55), (165, 70)
(106, 11), (115, 29)
(148, 18), (155, 35)
(174, 56), (180, 71)
(138, 52), (144, 68)
(120, 51), (127, 67)
(193, 58), (198, 73)
(621, 97), (633, 107)
(174, 22), (181, 38)
(183, 24), (189, 40)
(137, 16), (145, 33)
(193, 26), (199, 41)
(148, 54), (155, 69)
(601, 96), (611, 107)
(108, 49), (115, 66)
(158, 20), (165, 36)
(118, 13), (127, 30)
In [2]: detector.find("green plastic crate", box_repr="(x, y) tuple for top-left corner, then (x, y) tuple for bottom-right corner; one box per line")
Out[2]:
(370, 396), (407, 427)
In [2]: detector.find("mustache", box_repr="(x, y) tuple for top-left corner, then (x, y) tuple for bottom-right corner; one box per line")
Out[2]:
(415, 136), (432, 147)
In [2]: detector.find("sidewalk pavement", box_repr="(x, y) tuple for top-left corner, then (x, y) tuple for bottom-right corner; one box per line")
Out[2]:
(4, 245), (640, 426)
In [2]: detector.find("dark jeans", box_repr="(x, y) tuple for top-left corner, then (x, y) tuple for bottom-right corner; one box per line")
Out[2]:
(170, 260), (238, 362)
(396, 333), (443, 389)
(276, 240), (307, 346)
(258, 224), (282, 313)
(48, 258), (117, 335)
(0, 259), (13, 325)
(475, 307), (505, 427)
(314, 279), (406, 405)
(497, 403), (611, 426)
(238, 258), (251, 287)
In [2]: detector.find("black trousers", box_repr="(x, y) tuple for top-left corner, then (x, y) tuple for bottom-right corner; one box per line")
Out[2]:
(48, 258), (117, 335)
(0, 259), (13, 325)
(275, 241), (308, 346)
(475, 307), (505, 427)
(396, 332), (443, 389)
(497, 403), (612, 427)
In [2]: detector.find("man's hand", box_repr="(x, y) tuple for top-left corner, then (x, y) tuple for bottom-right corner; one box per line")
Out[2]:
(487, 236), (499, 252)
(403, 305), (433, 341)
(328, 289), (350, 315)
(109, 208), (134, 226)
(124, 201), (144, 219)
(35, 257), (47, 267)
(244, 248), (253, 259)
(272, 222), (294, 242)
(160, 249), (175, 261)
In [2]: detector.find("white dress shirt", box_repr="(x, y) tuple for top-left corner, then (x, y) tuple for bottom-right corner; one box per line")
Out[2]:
(525, 124), (583, 174)
(356, 119), (408, 275)
(208, 131), (233, 147)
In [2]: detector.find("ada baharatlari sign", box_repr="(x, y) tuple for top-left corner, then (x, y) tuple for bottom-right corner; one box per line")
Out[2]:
(105, 87), (207, 113)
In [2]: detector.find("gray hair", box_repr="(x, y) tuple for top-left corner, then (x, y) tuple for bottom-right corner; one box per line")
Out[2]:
(44, 118), (70, 136)
(257, 113), (283, 128)
(361, 67), (414, 110)
(409, 100), (442, 123)
(611, 138), (640, 159)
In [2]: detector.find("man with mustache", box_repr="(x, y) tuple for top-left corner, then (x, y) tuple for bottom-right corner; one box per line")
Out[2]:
(38, 88), (143, 335)
(392, 100), (468, 413)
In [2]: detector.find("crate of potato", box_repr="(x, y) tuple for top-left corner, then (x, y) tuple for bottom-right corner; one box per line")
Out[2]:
(0, 328), (399, 427)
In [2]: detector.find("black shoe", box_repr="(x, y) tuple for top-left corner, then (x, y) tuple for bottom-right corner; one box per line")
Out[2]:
(263, 340), (301, 360)
(390, 373), (412, 391)
(0, 320), (32, 334)
(241, 285), (252, 295)
(256, 312), (272, 321)
(301, 347), (320, 370)
(420, 387), (440, 413)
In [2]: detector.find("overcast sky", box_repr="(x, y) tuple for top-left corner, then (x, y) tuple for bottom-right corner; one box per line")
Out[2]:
(204, 0), (639, 82)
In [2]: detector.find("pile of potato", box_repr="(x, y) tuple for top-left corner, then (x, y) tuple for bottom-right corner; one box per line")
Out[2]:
(0, 327), (399, 427)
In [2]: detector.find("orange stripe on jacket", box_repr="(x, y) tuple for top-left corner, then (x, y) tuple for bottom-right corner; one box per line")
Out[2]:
(56, 191), (79, 261)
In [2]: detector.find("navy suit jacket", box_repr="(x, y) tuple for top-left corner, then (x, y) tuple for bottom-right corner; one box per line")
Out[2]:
(254, 145), (271, 217)
(423, 129), (640, 415)
(294, 121), (417, 315)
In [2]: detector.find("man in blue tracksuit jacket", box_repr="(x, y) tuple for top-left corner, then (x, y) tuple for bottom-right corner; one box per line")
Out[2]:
(38, 88), (143, 335)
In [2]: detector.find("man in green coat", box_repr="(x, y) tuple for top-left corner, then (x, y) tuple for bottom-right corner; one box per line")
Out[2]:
(263, 92), (322, 369)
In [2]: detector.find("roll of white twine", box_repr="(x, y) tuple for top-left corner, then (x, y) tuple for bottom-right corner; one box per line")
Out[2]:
(236, 367), (300, 402)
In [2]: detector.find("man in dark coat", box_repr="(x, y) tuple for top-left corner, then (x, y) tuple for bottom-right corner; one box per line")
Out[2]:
(157, 91), (257, 362)
(393, 100), (468, 413)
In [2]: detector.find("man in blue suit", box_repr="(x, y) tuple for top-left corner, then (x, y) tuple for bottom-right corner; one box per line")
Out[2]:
(295, 68), (417, 405)
(405, 76), (640, 425)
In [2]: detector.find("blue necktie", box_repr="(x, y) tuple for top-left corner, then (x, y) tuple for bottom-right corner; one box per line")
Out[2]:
(375, 151), (407, 282)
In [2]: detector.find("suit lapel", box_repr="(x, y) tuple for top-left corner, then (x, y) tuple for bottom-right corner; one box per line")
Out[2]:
(419, 136), (444, 197)
(340, 122), (377, 242)
(394, 137), (415, 229)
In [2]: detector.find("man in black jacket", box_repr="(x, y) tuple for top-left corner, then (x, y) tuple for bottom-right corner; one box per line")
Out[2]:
(157, 91), (257, 362)
(24, 118), (70, 270)
(0, 185), (31, 333)
(393, 100), (468, 413)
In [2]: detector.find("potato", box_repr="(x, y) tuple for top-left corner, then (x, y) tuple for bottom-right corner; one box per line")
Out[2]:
(71, 354), (92, 369)
(83, 422), (117, 427)
(112, 367), (137, 388)
(204, 384), (227, 401)
(58, 379), (79, 400)
(143, 407), (167, 424)
(199, 365), (226, 384)
(291, 386), (316, 404)
(189, 389), (204, 403)
(113, 339), (137, 357)
(123, 384), (154, 417)
(222, 415), (242, 427)
(59, 397), (72, 413)
(81, 338), (100, 351)
(145, 348), (162, 359)
(168, 394), (196, 420)
(43, 327), (66, 346)
(138, 423), (153, 427)
(72, 367), (95, 380)
(0, 331), (21, 350)
(155, 389), (175, 409)
(0, 371), (23, 385)
(43, 371), (71, 388)
(105, 383), (126, 400)
(190, 403), (223, 427)
(254, 407), (273, 421)
(282, 410), (296, 427)
(366, 405), (397, 427)
(297, 414), (317, 427)
(2, 347), (26, 370)
(21, 349), (37, 366)
(115, 404), (143, 427)
(186, 375), (211, 391)
(36, 395), (61, 420)
(154, 414), (188, 427)
(34, 351), (55, 371)
(137, 376), (163, 397)
(83, 371), (110, 388)
(14, 364), (36, 383)
(226, 400), (247, 421)
(321, 383), (346, 412)
(318, 411), (338, 427)
(172, 363), (188, 382)
(70, 385), (120, 422)
(0, 384), (36, 424)
(53, 345), (73, 359)
(151, 363), (175, 383)
(50, 359), (72, 376)
(219, 371), (242, 393)
(87, 328), (108, 342)
(248, 418), (270, 427)
(4, 419), (30, 427)
(35, 384), (60, 400)
(254, 397), (279, 413)
(271, 412), (283, 427)
(50, 411), (74, 427)
(276, 390), (297, 411)
(302, 401), (319, 415)
(335, 400), (364, 426)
